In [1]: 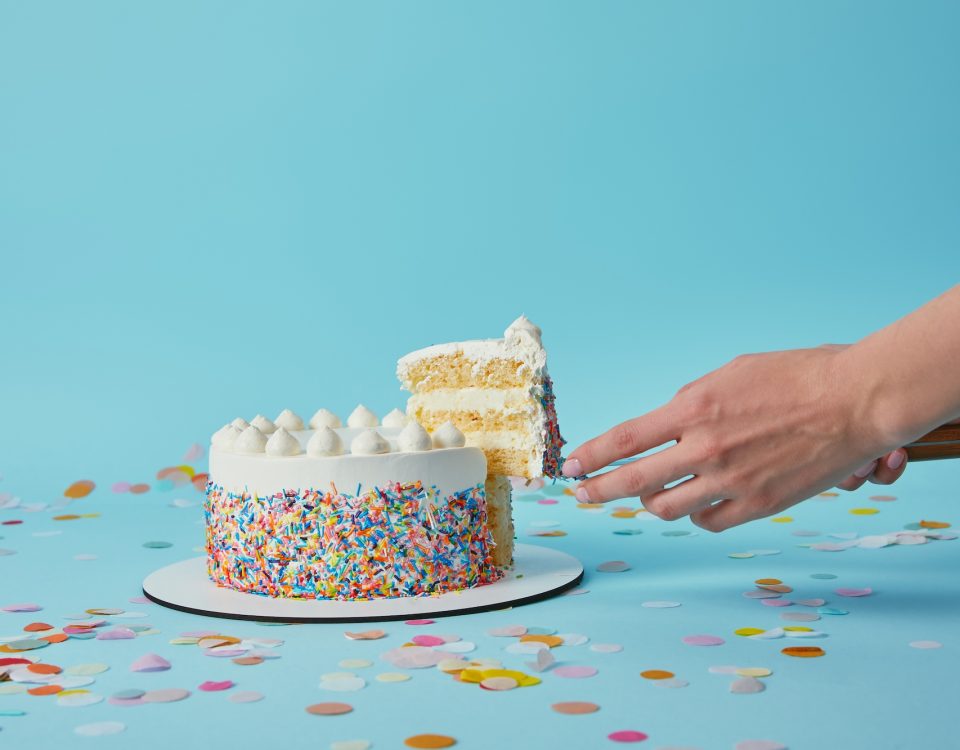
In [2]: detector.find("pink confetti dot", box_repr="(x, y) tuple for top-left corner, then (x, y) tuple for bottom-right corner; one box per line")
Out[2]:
(405, 619), (435, 626)
(1, 602), (42, 613)
(835, 587), (873, 597)
(198, 680), (234, 692)
(111, 482), (131, 493)
(553, 665), (599, 679)
(537, 498), (559, 505)
(608, 730), (648, 743)
(682, 634), (725, 646)
(760, 599), (793, 607)
(412, 635), (446, 647)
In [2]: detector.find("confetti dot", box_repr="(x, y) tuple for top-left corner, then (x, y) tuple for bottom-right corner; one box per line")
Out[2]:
(487, 625), (526, 637)
(736, 667), (772, 678)
(920, 520), (951, 529)
(770, 516), (793, 523)
(64, 480), (96, 499)
(112, 689), (145, 700)
(111, 482), (131, 493)
(65, 663), (109, 676)
(640, 670), (674, 680)
(755, 578), (781, 585)
(909, 640), (943, 649)
(553, 665), (598, 679)
(143, 541), (173, 549)
(728, 552), (755, 559)
(608, 730), (648, 743)
(735, 628), (765, 637)
(338, 659), (373, 669)
(654, 678), (689, 689)
(480, 676), (518, 690)
(331, 742), (371, 750)
(232, 656), (263, 666)
(596, 560), (631, 573)
(810, 573), (837, 580)
(74, 721), (125, 737)
(405, 619), (435, 626)
(129, 484), (150, 494)
(735, 742), (787, 750)
(682, 634), (724, 646)
(229, 691), (264, 703)
(141, 688), (190, 703)
(404, 734), (457, 748)
(306, 702), (354, 716)
(641, 601), (681, 608)
(552, 701), (600, 715)
(375, 672), (411, 683)
(781, 647), (825, 658)
(835, 587), (872, 597)
(850, 508), (879, 515)
(730, 677), (765, 694)
(590, 643), (623, 654)
(869, 495), (897, 502)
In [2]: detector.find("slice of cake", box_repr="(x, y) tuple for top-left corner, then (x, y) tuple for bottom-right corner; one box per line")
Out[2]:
(397, 316), (566, 566)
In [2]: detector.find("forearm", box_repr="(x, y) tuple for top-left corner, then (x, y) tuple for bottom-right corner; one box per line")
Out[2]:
(841, 284), (960, 451)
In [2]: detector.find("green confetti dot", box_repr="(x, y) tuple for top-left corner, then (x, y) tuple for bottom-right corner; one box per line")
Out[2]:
(142, 541), (173, 549)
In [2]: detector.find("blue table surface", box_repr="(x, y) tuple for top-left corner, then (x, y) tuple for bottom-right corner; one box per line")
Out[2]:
(1, 446), (957, 750)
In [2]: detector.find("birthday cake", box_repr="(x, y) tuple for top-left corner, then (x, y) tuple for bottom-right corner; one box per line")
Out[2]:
(205, 316), (563, 601)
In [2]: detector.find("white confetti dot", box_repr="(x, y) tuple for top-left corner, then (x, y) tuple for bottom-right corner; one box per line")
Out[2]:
(75, 721), (126, 737)
(909, 640), (943, 649)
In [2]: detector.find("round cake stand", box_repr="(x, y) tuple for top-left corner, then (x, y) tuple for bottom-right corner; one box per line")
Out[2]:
(142, 544), (584, 623)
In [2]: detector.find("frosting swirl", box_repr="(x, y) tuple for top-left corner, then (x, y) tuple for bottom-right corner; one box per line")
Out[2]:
(212, 424), (243, 449)
(309, 408), (342, 430)
(347, 404), (379, 428)
(234, 425), (268, 454)
(306, 426), (344, 457)
(351, 429), (390, 455)
(397, 421), (432, 452)
(251, 414), (277, 434)
(381, 408), (409, 428)
(265, 426), (302, 456)
(431, 421), (466, 449)
(274, 409), (305, 431)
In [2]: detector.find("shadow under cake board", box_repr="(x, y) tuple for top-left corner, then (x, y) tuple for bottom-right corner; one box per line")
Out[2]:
(142, 543), (584, 623)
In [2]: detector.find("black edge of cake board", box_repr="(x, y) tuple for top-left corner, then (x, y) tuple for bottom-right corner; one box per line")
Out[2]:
(142, 570), (584, 624)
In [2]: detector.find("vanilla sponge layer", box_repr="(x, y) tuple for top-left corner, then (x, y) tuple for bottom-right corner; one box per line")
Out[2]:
(400, 352), (531, 391)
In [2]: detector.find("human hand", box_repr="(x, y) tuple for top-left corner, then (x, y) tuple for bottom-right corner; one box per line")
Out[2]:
(561, 347), (901, 531)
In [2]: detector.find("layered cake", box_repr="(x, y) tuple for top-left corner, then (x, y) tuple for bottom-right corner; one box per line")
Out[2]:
(205, 316), (564, 600)
(206, 406), (500, 600)
(398, 316), (566, 566)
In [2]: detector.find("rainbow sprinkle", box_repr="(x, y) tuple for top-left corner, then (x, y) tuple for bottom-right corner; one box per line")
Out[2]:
(205, 480), (502, 600)
(540, 375), (567, 478)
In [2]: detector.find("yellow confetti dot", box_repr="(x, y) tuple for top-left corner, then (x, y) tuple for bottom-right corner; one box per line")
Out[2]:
(782, 626), (813, 632)
(755, 578), (782, 585)
(735, 628), (765, 637)
(850, 508), (879, 515)
(375, 672), (411, 683)
(771, 516), (793, 523)
(819, 492), (839, 498)
(736, 667), (772, 678)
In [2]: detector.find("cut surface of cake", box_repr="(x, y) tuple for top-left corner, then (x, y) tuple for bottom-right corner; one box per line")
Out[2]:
(397, 316), (566, 479)
(205, 407), (501, 601)
(397, 316), (565, 566)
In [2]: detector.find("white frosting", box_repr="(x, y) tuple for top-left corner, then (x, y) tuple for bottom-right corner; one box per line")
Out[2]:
(309, 408), (342, 430)
(397, 315), (548, 387)
(347, 404), (379, 428)
(211, 424), (243, 449)
(265, 426), (302, 456)
(231, 417), (250, 431)
(432, 421), (466, 449)
(351, 429), (389, 455)
(251, 414), (277, 434)
(381, 408), (409, 428)
(407, 387), (537, 414)
(274, 409), (305, 431)
(234, 425), (268, 454)
(307, 426), (344, 456)
(398, 421), (432, 452)
(210, 431), (486, 498)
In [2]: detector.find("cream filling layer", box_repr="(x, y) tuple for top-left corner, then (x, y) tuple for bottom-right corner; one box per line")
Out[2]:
(407, 387), (538, 414)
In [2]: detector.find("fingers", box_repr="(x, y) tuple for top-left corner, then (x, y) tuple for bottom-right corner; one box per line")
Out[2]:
(690, 498), (763, 533)
(562, 405), (678, 478)
(573, 446), (690, 505)
(640, 477), (723, 521)
(836, 460), (878, 492)
(868, 449), (908, 485)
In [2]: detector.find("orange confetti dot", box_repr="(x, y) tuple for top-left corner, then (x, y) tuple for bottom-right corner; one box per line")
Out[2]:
(23, 622), (53, 632)
(232, 656), (263, 666)
(782, 646), (825, 658)
(754, 578), (782, 585)
(28, 684), (63, 696)
(191, 473), (209, 492)
(404, 735), (457, 749)
(64, 480), (96, 499)
(552, 701), (600, 715)
(640, 669), (675, 680)
(40, 633), (69, 644)
(27, 663), (62, 675)
(757, 583), (793, 594)
(305, 702), (353, 716)
(519, 634), (564, 648)
(818, 491), (839, 498)
(129, 483), (150, 494)
(920, 520), (951, 529)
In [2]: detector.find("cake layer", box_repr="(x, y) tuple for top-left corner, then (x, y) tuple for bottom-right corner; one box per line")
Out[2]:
(484, 475), (514, 567)
(400, 351), (531, 391)
(209, 427), (485, 498)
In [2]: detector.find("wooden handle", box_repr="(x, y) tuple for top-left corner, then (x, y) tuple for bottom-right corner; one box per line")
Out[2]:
(905, 424), (960, 462)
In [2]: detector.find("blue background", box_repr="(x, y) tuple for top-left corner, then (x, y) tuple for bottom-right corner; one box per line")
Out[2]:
(1, 2), (958, 749)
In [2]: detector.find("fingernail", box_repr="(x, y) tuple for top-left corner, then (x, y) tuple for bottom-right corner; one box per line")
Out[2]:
(574, 486), (591, 503)
(562, 458), (582, 478)
(853, 461), (878, 478)
(886, 449), (905, 470)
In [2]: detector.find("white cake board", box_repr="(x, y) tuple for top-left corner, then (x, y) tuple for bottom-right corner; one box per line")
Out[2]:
(142, 544), (584, 623)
